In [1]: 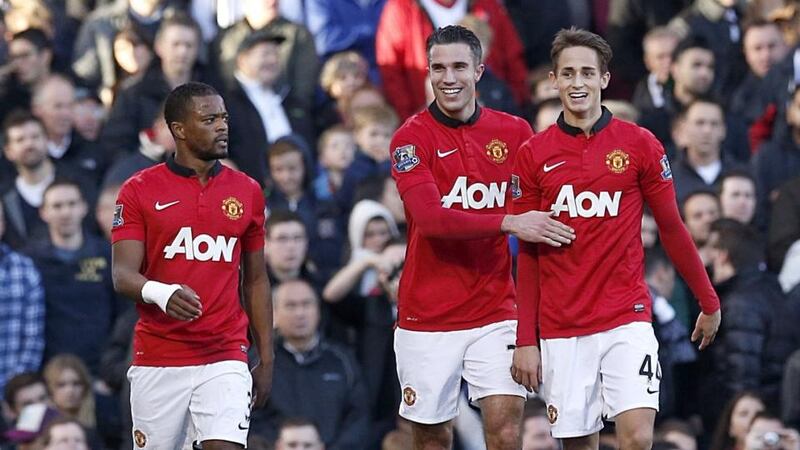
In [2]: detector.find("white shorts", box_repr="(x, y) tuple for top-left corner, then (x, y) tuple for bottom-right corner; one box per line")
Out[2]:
(394, 320), (527, 424)
(540, 322), (660, 438)
(128, 360), (252, 449)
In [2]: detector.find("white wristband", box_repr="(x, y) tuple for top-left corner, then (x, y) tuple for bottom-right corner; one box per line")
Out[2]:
(141, 281), (181, 313)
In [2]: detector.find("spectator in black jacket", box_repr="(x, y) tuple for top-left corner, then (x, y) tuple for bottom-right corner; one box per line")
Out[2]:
(699, 219), (797, 429)
(631, 27), (680, 113)
(251, 279), (369, 450)
(0, 29), (53, 124)
(768, 176), (800, 291)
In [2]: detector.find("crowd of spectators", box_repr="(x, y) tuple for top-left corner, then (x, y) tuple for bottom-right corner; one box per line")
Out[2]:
(1, 0), (800, 449)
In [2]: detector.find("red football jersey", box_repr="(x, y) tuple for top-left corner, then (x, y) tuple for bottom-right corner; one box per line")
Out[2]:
(391, 103), (534, 331)
(513, 109), (717, 339)
(112, 157), (265, 366)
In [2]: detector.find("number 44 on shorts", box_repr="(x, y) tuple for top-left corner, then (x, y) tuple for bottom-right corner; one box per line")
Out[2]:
(639, 354), (662, 394)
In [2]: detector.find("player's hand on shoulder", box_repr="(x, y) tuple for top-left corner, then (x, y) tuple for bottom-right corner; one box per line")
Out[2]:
(691, 309), (721, 350)
(251, 358), (273, 409)
(511, 345), (542, 393)
(504, 210), (575, 247)
(165, 284), (203, 321)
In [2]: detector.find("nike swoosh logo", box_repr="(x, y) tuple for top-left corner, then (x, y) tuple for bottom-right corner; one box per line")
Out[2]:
(647, 388), (659, 394)
(238, 423), (249, 430)
(543, 161), (566, 172)
(155, 200), (180, 211)
(437, 148), (458, 158)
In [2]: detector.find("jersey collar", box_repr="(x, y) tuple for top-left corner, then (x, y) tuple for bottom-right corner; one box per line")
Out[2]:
(166, 154), (223, 178)
(557, 106), (613, 136)
(429, 100), (481, 128)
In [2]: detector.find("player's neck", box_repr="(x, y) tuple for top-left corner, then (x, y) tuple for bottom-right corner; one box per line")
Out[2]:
(436, 99), (476, 123)
(50, 229), (83, 251)
(563, 107), (603, 136)
(174, 151), (217, 185)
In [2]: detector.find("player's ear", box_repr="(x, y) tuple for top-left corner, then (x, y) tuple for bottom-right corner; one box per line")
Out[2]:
(170, 121), (186, 141)
(474, 63), (485, 83)
(548, 71), (557, 89)
(601, 71), (610, 90)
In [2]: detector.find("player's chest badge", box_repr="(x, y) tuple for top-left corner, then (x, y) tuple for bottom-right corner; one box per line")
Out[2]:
(605, 149), (630, 174)
(485, 138), (508, 164)
(222, 196), (244, 220)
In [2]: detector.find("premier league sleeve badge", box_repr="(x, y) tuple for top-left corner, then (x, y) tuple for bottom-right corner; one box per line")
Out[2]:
(393, 144), (420, 173)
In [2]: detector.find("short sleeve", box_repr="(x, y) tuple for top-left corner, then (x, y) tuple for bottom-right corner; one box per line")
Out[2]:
(390, 126), (436, 197)
(111, 179), (146, 243)
(242, 180), (266, 252)
(638, 128), (675, 202)
(511, 139), (542, 214)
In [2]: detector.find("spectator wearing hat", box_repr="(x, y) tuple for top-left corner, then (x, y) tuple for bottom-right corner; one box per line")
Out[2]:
(224, 31), (314, 186)
(210, 0), (319, 111)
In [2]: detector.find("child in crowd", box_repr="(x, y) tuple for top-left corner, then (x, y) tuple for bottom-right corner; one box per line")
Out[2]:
(266, 137), (316, 235)
(314, 124), (356, 201)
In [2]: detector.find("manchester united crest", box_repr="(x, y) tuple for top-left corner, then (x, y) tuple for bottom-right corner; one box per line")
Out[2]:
(485, 139), (509, 164)
(134, 430), (147, 448)
(403, 386), (417, 406)
(605, 149), (630, 174)
(221, 197), (244, 220)
(547, 404), (558, 424)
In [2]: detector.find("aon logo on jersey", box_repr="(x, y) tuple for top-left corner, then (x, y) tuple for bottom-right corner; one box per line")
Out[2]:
(441, 176), (507, 209)
(551, 185), (622, 218)
(164, 227), (237, 262)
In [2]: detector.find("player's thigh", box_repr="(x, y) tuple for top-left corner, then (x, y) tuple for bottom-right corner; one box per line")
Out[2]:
(462, 320), (526, 403)
(599, 322), (660, 420)
(189, 360), (252, 446)
(540, 333), (604, 438)
(394, 327), (468, 424)
(478, 394), (524, 438)
(128, 365), (193, 449)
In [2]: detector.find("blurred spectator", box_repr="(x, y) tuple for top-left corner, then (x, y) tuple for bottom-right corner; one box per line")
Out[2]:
(743, 412), (800, 450)
(264, 210), (319, 290)
(642, 208), (659, 248)
(273, 418), (326, 450)
(0, 203), (45, 400)
(458, 14), (521, 117)
(100, 11), (202, 158)
(314, 125), (355, 203)
(602, 99), (641, 123)
(528, 64), (558, 108)
(4, 403), (60, 450)
(731, 19), (788, 124)
(719, 170), (757, 225)
(286, 0), (386, 82)
(753, 86), (800, 225)
(267, 138), (317, 236)
(1, 112), (55, 250)
(225, 31), (314, 185)
(710, 391), (766, 450)
(42, 355), (95, 431)
(101, 104), (174, 188)
(768, 176), (800, 292)
(338, 105), (398, 212)
(71, 90), (104, 143)
(504, 0), (572, 69)
(252, 279), (369, 450)
(2, 373), (48, 425)
(93, 184), (120, 241)
(72, 0), (172, 96)
(316, 51), (371, 132)
(700, 219), (796, 428)
(533, 98), (562, 133)
(28, 181), (122, 375)
(657, 420), (699, 450)
(38, 417), (89, 450)
(671, 99), (739, 203)
(632, 27), (680, 111)
(521, 397), (558, 450)
(341, 85), (390, 127)
(107, 24), (154, 104)
(375, 0), (527, 120)
(669, 0), (748, 96)
(97, 305), (138, 448)
(0, 29), (53, 124)
(784, 348), (800, 429)
(31, 75), (106, 196)
(606, 0), (689, 99)
(210, 0), (319, 110)
(681, 190), (720, 266)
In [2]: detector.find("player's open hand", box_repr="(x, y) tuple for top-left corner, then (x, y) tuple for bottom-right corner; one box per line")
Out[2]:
(165, 284), (202, 321)
(251, 357), (273, 409)
(691, 309), (721, 350)
(511, 345), (542, 393)
(504, 210), (575, 246)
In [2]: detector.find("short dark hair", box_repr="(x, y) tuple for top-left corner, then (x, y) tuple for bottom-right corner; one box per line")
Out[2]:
(163, 82), (220, 128)
(40, 418), (87, 446)
(278, 417), (321, 436)
(266, 210), (306, 237)
(680, 190), (719, 219)
(742, 17), (780, 36)
(154, 10), (201, 44)
(11, 28), (52, 52)
(426, 25), (483, 65)
(672, 35), (714, 63)
(3, 372), (45, 409)
(749, 411), (783, 429)
(682, 96), (724, 118)
(237, 30), (285, 55)
(551, 27), (613, 73)
(267, 138), (305, 162)
(2, 109), (45, 143)
(42, 178), (84, 205)
(710, 218), (764, 270)
(719, 169), (756, 195)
